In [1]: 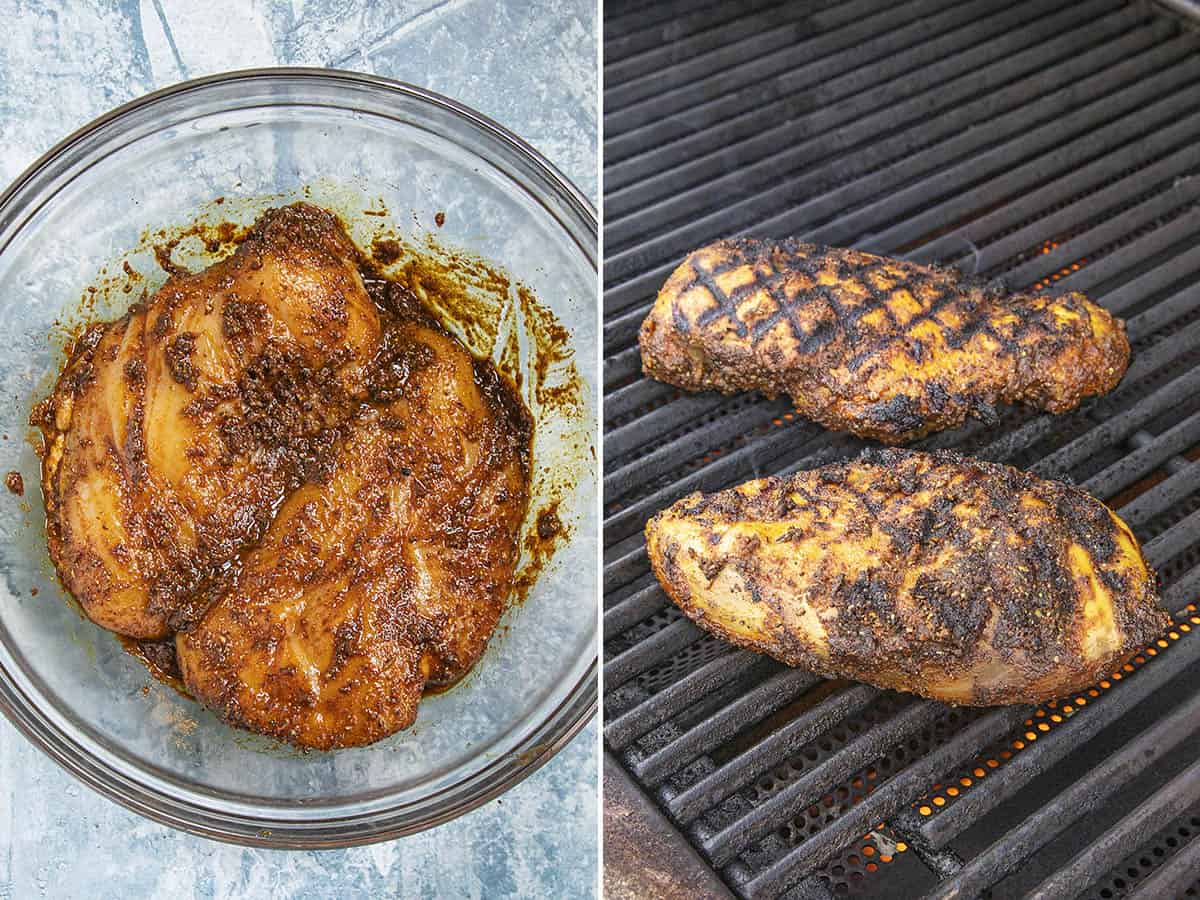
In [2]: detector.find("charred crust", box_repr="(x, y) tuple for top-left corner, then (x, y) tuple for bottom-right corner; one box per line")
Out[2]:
(640, 239), (1130, 442)
(649, 448), (1167, 706)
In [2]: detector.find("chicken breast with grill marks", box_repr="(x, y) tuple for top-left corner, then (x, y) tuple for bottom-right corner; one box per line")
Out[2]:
(639, 239), (1129, 443)
(37, 204), (381, 639)
(646, 449), (1168, 706)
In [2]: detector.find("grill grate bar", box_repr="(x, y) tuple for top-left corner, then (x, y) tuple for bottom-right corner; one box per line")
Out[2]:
(606, 0), (1122, 206)
(1143, 505), (1200, 570)
(742, 707), (1030, 899)
(882, 108), (1200, 265)
(629, 667), (822, 786)
(1129, 429), (1192, 477)
(702, 700), (950, 866)
(605, 0), (1009, 157)
(605, 649), (758, 750)
(1046, 208), (1200, 300)
(604, 423), (831, 546)
(888, 820), (965, 880)
(799, 50), (1200, 261)
(1030, 342), (1200, 478)
(604, 0), (797, 85)
(606, 392), (730, 458)
(609, 30), (1190, 316)
(1123, 823), (1200, 900)
(1015, 208), (1200, 316)
(604, 582), (668, 637)
(1114, 459), (1200, 529)
(1082, 409), (1200, 502)
(604, 542), (648, 594)
(604, 0), (825, 72)
(606, 0), (882, 106)
(605, 402), (788, 503)
(913, 606), (1200, 849)
(920, 690), (1200, 900)
(604, 376), (674, 422)
(605, 566), (654, 607)
(954, 137), (1200, 277)
(605, 617), (704, 691)
(1163, 562), (1200, 612)
(604, 345), (641, 389)
(605, 19), (1188, 295)
(667, 683), (879, 823)
(604, 0), (743, 49)
(1124, 279), (1200, 339)
(1000, 180), (1200, 289)
(1025, 757), (1200, 900)
(609, 400), (806, 504)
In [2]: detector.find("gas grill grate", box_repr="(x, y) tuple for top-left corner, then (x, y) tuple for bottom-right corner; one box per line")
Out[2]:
(602, 1), (1200, 897)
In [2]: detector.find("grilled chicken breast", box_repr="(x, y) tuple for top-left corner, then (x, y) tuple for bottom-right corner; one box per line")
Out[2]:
(177, 314), (530, 749)
(645, 449), (1168, 706)
(639, 239), (1129, 443)
(38, 204), (381, 639)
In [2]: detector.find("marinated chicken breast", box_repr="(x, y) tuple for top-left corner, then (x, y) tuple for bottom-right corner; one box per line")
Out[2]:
(639, 239), (1129, 443)
(645, 449), (1168, 706)
(37, 205), (534, 749)
(37, 204), (381, 639)
(176, 313), (531, 749)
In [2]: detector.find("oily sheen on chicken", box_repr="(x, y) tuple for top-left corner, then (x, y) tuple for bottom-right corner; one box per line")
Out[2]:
(37, 204), (532, 749)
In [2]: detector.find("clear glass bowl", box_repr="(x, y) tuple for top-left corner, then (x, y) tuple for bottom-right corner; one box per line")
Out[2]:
(0, 70), (597, 847)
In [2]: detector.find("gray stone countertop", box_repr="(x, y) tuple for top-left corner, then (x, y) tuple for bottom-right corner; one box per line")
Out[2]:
(0, 2), (597, 897)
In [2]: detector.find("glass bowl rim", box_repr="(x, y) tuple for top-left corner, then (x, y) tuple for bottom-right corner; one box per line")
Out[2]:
(0, 66), (598, 848)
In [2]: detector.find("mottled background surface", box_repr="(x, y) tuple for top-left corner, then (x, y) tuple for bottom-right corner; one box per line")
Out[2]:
(0, 2), (597, 898)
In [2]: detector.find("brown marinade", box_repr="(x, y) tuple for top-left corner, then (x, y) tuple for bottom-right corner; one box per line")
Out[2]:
(36, 203), (533, 749)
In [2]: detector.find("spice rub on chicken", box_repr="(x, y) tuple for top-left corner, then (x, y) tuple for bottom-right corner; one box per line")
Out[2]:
(37, 203), (383, 640)
(639, 239), (1130, 443)
(176, 311), (531, 749)
(36, 204), (532, 749)
(645, 449), (1168, 706)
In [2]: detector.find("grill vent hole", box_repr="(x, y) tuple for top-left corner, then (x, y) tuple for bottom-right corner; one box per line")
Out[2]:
(1085, 802), (1200, 899)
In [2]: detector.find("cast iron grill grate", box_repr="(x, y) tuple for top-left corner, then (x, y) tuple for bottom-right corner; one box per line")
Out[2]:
(603, 1), (1200, 897)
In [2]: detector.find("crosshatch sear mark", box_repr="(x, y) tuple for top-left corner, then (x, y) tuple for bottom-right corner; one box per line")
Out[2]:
(761, 253), (824, 350)
(750, 308), (787, 340)
(690, 256), (747, 337)
(682, 240), (1020, 360)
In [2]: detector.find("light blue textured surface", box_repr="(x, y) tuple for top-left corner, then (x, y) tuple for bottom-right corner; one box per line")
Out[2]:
(0, 2), (598, 898)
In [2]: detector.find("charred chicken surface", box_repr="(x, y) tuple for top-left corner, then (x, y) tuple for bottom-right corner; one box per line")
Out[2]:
(640, 239), (1130, 443)
(646, 449), (1167, 706)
